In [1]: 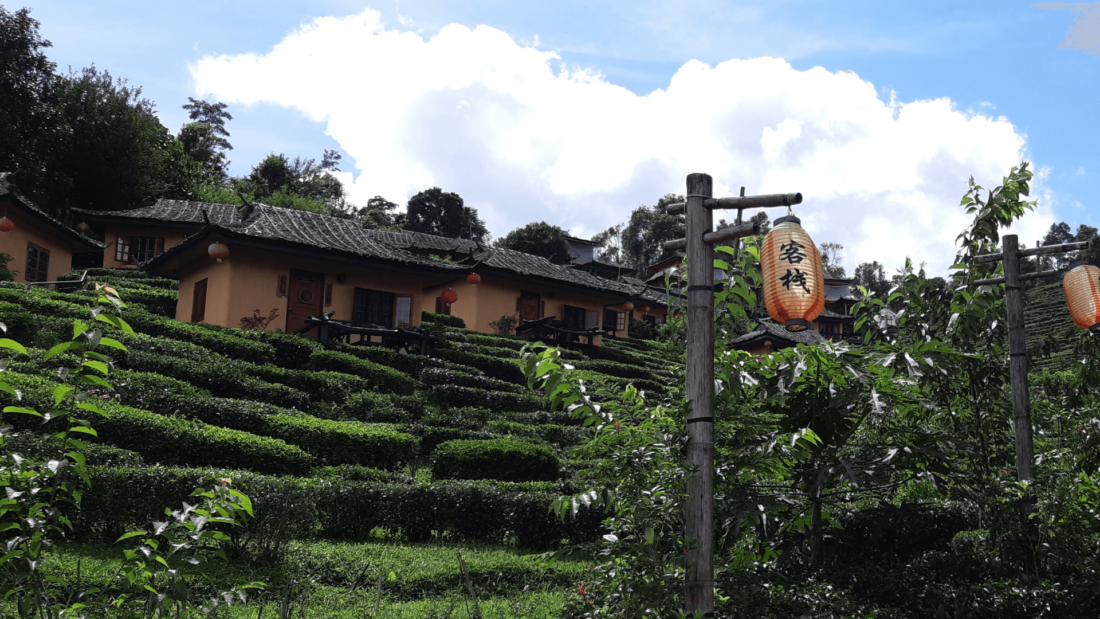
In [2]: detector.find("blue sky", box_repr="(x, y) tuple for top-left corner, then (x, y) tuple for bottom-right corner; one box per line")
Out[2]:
(24, 1), (1100, 274)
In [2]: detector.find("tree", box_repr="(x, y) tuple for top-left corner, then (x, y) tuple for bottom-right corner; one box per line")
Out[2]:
(591, 224), (623, 263)
(179, 98), (233, 178)
(495, 221), (571, 262)
(819, 242), (847, 278)
(355, 196), (400, 229)
(403, 187), (488, 242)
(853, 260), (889, 296)
(717, 211), (771, 236)
(621, 194), (685, 269)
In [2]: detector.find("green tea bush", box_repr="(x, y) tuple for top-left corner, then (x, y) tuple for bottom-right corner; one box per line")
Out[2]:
(419, 406), (493, 430)
(2, 374), (313, 475)
(486, 421), (586, 448)
(124, 349), (310, 408)
(245, 364), (374, 402)
(263, 416), (418, 469)
(412, 426), (498, 455)
(421, 311), (466, 328)
(308, 349), (418, 395)
(5, 431), (145, 467)
(432, 439), (560, 482)
(324, 341), (422, 375)
(573, 359), (661, 381)
(123, 308), (277, 364)
(419, 366), (527, 394)
(432, 348), (526, 384)
(197, 325), (319, 369)
(338, 392), (428, 423)
(428, 384), (545, 412)
(312, 465), (414, 484)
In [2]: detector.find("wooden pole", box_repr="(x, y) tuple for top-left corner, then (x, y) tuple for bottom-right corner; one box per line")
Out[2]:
(684, 173), (715, 615)
(1003, 235), (1034, 483)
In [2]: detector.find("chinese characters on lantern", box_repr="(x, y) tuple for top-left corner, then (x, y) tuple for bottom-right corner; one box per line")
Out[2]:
(778, 239), (811, 294)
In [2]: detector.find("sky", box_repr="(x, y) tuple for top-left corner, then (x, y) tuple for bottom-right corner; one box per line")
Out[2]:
(21, 0), (1100, 275)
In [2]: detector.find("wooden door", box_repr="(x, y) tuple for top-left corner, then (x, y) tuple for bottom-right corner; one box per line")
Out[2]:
(286, 269), (325, 335)
(517, 291), (540, 322)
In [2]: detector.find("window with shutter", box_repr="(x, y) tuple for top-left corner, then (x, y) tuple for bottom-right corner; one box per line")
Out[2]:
(562, 305), (586, 331)
(115, 236), (130, 263)
(130, 237), (159, 264)
(352, 288), (395, 327)
(25, 243), (49, 282)
(191, 279), (208, 323)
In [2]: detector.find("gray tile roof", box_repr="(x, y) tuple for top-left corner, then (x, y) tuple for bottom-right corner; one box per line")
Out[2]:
(825, 279), (863, 302)
(0, 173), (104, 250)
(729, 320), (825, 349)
(85, 198), (671, 303)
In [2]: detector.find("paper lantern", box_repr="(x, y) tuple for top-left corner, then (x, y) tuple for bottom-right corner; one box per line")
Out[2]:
(76, 222), (91, 233)
(622, 302), (634, 311)
(208, 242), (230, 263)
(441, 288), (458, 304)
(760, 215), (825, 332)
(0, 217), (12, 232)
(640, 305), (650, 313)
(466, 273), (481, 284)
(1063, 263), (1100, 330)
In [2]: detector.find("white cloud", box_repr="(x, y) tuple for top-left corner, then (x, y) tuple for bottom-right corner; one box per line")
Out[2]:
(189, 9), (1052, 275)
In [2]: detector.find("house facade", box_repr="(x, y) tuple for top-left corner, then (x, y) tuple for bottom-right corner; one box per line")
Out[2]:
(0, 173), (102, 284)
(85, 199), (669, 342)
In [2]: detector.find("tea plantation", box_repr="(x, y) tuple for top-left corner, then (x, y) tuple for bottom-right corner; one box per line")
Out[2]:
(0, 268), (684, 617)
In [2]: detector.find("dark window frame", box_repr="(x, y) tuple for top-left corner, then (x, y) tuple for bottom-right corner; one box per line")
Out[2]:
(353, 287), (396, 328)
(191, 278), (208, 323)
(25, 242), (49, 283)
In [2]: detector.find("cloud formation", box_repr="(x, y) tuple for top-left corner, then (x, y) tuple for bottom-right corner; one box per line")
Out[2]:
(190, 9), (1053, 275)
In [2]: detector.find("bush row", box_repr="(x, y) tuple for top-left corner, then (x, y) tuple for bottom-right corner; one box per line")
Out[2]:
(122, 308), (278, 365)
(5, 430), (145, 467)
(572, 359), (664, 381)
(112, 370), (418, 469)
(77, 466), (604, 549)
(432, 438), (560, 483)
(335, 392), (429, 423)
(428, 384), (545, 413)
(3, 373), (313, 475)
(192, 323), (318, 369)
(485, 421), (587, 448)
(421, 311), (466, 328)
(307, 349), (418, 395)
(432, 348), (526, 384)
(419, 366), (527, 394)
(324, 342), (421, 375)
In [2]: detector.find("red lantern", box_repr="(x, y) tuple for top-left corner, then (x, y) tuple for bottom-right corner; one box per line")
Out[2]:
(0, 217), (13, 232)
(673, 310), (684, 320)
(640, 305), (650, 313)
(760, 215), (825, 332)
(208, 242), (230, 262)
(622, 301), (634, 311)
(466, 273), (481, 284)
(1063, 263), (1100, 330)
(441, 288), (458, 304)
(76, 222), (91, 233)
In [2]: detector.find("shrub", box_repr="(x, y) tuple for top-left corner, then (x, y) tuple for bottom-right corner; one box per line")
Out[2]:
(263, 416), (417, 469)
(413, 426), (498, 455)
(573, 359), (661, 381)
(190, 322), (319, 369)
(432, 439), (560, 482)
(338, 392), (427, 423)
(428, 384), (545, 413)
(5, 431), (145, 467)
(432, 348), (526, 384)
(421, 311), (465, 328)
(123, 308), (277, 364)
(418, 366), (527, 394)
(308, 349), (418, 395)
(245, 364), (374, 402)
(2, 374), (313, 476)
(489, 315), (517, 335)
(312, 465), (414, 485)
(324, 342), (422, 375)
(486, 421), (586, 448)
(419, 406), (493, 430)
(124, 350), (310, 409)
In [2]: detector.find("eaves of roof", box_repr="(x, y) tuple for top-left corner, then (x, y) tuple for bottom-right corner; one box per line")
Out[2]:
(0, 173), (104, 251)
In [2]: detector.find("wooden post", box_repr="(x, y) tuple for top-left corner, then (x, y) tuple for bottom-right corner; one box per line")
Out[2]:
(1003, 234), (1034, 483)
(684, 173), (715, 615)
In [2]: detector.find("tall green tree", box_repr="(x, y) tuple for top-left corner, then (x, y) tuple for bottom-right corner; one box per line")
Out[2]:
(494, 221), (571, 262)
(621, 193), (685, 269)
(820, 242), (847, 278)
(178, 98), (233, 180)
(590, 224), (623, 263)
(355, 195), (400, 229)
(403, 187), (488, 242)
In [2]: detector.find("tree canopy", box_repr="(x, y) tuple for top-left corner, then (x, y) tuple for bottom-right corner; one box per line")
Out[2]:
(404, 187), (488, 242)
(620, 194), (685, 269)
(494, 221), (572, 262)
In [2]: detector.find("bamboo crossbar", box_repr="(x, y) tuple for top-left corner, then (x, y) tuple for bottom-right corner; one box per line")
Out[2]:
(662, 221), (760, 252)
(971, 269), (1061, 286)
(970, 241), (1088, 263)
(664, 192), (803, 215)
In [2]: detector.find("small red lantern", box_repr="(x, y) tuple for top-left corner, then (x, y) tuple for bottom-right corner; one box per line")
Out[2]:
(208, 242), (230, 262)
(622, 301), (634, 311)
(760, 215), (825, 332)
(673, 310), (684, 320)
(466, 273), (481, 284)
(0, 217), (13, 232)
(76, 222), (91, 233)
(1063, 262), (1100, 330)
(640, 305), (650, 313)
(441, 288), (458, 304)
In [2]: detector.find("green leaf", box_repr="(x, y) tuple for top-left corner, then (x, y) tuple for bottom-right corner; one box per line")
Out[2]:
(82, 360), (110, 376)
(2, 406), (41, 417)
(44, 341), (80, 360)
(53, 385), (73, 408)
(98, 337), (128, 353)
(0, 339), (27, 355)
(116, 530), (147, 543)
(69, 426), (98, 437)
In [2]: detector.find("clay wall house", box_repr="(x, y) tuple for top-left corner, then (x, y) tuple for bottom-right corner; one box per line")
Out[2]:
(94, 201), (463, 335)
(367, 230), (669, 340)
(0, 173), (102, 284)
(85, 199), (669, 342)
